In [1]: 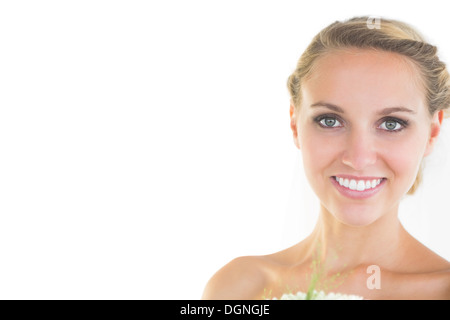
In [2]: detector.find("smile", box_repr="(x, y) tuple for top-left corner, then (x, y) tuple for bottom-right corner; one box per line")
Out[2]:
(330, 176), (387, 199)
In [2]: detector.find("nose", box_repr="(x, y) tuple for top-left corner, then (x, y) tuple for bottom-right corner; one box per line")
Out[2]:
(341, 129), (378, 171)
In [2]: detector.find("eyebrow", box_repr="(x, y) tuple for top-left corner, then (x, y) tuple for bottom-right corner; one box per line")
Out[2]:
(310, 102), (417, 115)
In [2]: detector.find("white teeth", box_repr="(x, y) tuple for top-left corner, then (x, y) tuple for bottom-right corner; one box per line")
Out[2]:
(371, 179), (377, 188)
(335, 177), (383, 191)
(356, 180), (365, 191)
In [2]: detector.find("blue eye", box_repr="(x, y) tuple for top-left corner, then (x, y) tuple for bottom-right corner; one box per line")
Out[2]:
(316, 116), (342, 128)
(379, 118), (408, 132)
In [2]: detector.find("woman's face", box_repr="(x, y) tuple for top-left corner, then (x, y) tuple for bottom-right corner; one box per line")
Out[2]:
(291, 49), (442, 226)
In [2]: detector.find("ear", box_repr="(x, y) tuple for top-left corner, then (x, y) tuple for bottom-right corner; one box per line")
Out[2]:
(290, 103), (301, 150)
(423, 110), (444, 157)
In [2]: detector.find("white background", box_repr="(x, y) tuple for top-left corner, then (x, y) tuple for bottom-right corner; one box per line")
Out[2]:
(0, 1), (449, 299)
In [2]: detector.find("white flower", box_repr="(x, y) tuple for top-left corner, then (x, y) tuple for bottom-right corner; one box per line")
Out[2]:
(272, 290), (363, 300)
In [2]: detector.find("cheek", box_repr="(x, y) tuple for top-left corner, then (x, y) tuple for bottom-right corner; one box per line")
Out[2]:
(300, 131), (340, 176)
(382, 136), (427, 183)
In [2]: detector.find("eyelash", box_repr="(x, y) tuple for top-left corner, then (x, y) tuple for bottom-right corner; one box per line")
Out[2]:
(314, 114), (409, 133)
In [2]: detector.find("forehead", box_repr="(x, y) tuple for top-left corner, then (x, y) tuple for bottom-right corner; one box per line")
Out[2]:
(301, 49), (426, 112)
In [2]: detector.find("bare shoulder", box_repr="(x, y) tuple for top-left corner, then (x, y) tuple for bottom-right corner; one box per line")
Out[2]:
(202, 255), (272, 300)
(409, 237), (450, 272)
(438, 268), (450, 299)
(384, 246), (450, 299)
(400, 267), (450, 300)
(202, 244), (304, 300)
(426, 266), (450, 300)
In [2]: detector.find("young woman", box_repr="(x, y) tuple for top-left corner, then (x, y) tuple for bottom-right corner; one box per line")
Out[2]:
(202, 16), (450, 300)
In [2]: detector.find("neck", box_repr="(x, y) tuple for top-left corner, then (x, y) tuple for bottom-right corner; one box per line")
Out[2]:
(304, 203), (408, 273)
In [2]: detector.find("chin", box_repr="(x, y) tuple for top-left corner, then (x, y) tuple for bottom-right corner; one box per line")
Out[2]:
(331, 206), (383, 227)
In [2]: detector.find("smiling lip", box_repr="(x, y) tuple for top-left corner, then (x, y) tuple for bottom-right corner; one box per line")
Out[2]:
(330, 176), (387, 200)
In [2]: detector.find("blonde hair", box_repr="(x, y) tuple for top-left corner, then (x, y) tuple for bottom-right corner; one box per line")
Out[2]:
(287, 16), (450, 195)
